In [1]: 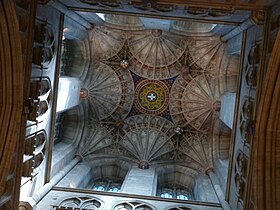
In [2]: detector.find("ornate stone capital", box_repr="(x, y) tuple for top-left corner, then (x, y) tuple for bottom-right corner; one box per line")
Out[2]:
(251, 10), (265, 25)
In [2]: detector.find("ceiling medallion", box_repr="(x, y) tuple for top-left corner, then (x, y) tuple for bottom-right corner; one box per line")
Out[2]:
(138, 160), (149, 169)
(151, 29), (162, 37)
(134, 80), (169, 114)
(212, 100), (221, 112)
(120, 59), (129, 69)
(80, 88), (89, 99)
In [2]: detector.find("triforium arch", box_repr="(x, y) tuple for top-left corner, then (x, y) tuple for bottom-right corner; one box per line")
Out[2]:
(113, 200), (156, 210)
(53, 195), (103, 210)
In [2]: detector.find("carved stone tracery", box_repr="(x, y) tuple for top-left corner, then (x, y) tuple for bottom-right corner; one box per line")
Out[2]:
(54, 196), (102, 210)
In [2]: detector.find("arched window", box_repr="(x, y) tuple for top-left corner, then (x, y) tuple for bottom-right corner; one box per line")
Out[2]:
(158, 187), (191, 200)
(161, 192), (173, 199)
(93, 185), (105, 191)
(92, 179), (121, 193)
(109, 183), (122, 192)
(176, 194), (188, 200)
(176, 189), (189, 200)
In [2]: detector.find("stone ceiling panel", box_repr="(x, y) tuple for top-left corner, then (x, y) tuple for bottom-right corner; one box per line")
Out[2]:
(90, 26), (125, 60)
(83, 62), (134, 121)
(127, 29), (186, 80)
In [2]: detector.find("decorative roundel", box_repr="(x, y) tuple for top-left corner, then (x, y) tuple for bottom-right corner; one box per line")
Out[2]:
(134, 80), (169, 114)
(80, 88), (89, 99)
(120, 59), (129, 69)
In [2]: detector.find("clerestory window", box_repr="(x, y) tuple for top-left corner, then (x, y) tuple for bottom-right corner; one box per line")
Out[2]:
(159, 187), (191, 200)
(92, 179), (122, 193)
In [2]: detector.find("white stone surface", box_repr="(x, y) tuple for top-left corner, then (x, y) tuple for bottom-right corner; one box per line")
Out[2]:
(220, 92), (236, 129)
(194, 175), (219, 203)
(121, 166), (157, 196)
(56, 77), (81, 113)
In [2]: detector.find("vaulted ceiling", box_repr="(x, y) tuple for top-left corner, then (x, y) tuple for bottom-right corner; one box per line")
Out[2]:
(64, 14), (234, 177)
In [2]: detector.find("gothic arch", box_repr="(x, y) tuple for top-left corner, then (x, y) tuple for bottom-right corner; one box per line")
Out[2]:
(0, 1), (27, 208)
(88, 159), (131, 192)
(59, 105), (85, 145)
(157, 167), (196, 200)
(54, 195), (103, 210)
(253, 30), (280, 209)
(62, 38), (90, 80)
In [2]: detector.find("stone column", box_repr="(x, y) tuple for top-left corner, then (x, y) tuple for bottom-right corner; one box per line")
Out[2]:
(121, 166), (157, 196)
(206, 168), (232, 210)
(19, 157), (80, 210)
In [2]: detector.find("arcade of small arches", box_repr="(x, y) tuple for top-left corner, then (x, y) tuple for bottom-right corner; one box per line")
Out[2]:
(53, 195), (197, 210)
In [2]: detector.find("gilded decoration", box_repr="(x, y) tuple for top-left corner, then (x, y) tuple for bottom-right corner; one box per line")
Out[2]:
(135, 80), (169, 114)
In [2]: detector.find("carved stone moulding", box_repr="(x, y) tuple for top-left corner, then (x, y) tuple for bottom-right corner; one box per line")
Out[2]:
(248, 43), (261, 66)
(185, 7), (234, 18)
(251, 10), (265, 25)
(75, 0), (251, 24)
(114, 201), (154, 210)
(241, 98), (254, 120)
(54, 195), (102, 209)
(234, 151), (248, 203)
(245, 65), (257, 87)
(240, 119), (250, 144)
(80, 0), (122, 8)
